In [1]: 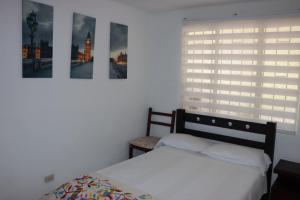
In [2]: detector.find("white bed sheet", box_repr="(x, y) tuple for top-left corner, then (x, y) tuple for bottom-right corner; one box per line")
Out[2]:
(96, 146), (266, 200)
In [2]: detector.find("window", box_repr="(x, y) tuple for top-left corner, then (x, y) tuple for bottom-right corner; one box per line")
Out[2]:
(181, 17), (300, 134)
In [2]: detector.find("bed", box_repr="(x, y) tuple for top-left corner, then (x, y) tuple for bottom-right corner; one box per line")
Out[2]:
(42, 109), (276, 200)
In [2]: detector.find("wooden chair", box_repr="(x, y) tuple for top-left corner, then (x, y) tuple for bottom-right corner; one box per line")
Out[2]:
(129, 107), (176, 158)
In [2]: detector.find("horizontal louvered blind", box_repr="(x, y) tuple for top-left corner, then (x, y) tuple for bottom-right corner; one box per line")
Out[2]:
(182, 17), (300, 134)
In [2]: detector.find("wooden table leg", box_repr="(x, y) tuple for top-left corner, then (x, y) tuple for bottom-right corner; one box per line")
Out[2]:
(129, 145), (133, 159)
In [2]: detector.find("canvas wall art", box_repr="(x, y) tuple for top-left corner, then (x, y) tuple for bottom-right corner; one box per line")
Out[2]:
(22, 0), (53, 78)
(109, 23), (128, 79)
(70, 13), (96, 79)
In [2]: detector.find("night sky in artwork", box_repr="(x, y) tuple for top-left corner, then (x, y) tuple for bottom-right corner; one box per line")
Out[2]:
(22, 0), (53, 46)
(110, 23), (128, 52)
(71, 13), (96, 51)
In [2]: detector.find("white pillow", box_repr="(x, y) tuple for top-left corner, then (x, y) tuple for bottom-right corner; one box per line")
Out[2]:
(203, 143), (271, 175)
(155, 133), (212, 153)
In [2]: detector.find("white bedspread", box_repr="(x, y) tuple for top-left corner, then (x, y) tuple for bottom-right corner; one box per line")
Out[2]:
(97, 146), (266, 200)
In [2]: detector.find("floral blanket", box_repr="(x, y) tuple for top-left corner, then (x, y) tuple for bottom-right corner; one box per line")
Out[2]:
(41, 174), (155, 200)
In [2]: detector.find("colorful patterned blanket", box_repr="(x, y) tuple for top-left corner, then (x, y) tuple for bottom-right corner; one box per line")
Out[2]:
(41, 174), (155, 200)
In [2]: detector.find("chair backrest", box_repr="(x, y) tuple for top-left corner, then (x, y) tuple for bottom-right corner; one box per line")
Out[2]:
(146, 107), (176, 136)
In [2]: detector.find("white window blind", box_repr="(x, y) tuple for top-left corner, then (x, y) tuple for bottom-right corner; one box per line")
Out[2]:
(182, 16), (300, 134)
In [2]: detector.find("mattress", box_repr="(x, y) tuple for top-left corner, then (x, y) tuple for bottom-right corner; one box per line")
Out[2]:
(97, 146), (267, 200)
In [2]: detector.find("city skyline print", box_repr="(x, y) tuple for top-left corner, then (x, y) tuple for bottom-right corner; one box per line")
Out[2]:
(70, 13), (96, 79)
(22, 0), (53, 78)
(109, 23), (128, 79)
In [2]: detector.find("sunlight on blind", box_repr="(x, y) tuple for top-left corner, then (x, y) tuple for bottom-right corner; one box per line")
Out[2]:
(182, 17), (300, 134)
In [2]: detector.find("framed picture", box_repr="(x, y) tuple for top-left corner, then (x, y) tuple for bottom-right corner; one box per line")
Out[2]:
(22, 0), (53, 78)
(70, 13), (96, 79)
(109, 23), (128, 79)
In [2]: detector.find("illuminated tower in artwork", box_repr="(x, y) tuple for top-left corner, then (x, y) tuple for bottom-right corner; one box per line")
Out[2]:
(84, 32), (92, 62)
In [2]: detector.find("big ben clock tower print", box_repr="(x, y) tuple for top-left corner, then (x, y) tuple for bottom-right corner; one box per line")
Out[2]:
(70, 13), (96, 79)
(84, 32), (92, 62)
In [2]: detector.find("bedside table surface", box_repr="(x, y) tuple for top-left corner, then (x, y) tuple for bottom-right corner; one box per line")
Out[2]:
(271, 160), (300, 200)
(130, 136), (160, 150)
(274, 160), (300, 180)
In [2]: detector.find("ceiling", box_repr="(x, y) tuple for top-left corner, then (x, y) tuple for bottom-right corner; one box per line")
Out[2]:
(109, 0), (275, 12)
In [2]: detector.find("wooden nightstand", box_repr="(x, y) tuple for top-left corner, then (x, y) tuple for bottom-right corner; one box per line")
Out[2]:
(271, 160), (300, 200)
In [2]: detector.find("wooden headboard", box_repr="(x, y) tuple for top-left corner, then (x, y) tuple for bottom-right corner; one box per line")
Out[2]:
(176, 109), (276, 198)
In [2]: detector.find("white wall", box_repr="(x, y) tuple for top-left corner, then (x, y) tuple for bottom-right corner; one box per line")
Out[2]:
(0, 0), (153, 199)
(146, 0), (300, 166)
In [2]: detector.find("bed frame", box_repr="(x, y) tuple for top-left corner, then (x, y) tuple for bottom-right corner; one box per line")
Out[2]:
(176, 109), (276, 200)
